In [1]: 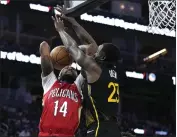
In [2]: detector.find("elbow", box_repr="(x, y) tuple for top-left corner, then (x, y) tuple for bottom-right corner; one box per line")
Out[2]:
(91, 43), (98, 53)
(92, 43), (98, 49)
(67, 42), (78, 52)
(40, 41), (50, 56)
(88, 43), (98, 56)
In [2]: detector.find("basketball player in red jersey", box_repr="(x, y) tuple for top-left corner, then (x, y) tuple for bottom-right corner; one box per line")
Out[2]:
(52, 13), (122, 137)
(57, 14), (99, 137)
(39, 41), (84, 137)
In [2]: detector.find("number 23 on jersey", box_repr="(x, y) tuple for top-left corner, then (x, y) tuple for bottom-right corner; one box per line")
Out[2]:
(54, 100), (68, 117)
(108, 82), (119, 103)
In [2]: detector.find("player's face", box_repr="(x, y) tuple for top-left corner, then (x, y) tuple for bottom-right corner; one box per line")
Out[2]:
(59, 66), (77, 81)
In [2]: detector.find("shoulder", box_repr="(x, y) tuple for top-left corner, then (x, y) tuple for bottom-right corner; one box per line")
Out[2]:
(41, 71), (57, 95)
(86, 64), (102, 84)
(73, 74), (85, 96)
(74, 74), (85, 90)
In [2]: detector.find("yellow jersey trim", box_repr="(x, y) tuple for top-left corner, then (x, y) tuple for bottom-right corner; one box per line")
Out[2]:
(88, 85), (99, 137)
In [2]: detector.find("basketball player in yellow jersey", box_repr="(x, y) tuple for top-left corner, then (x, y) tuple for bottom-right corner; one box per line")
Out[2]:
(52, 13), (122, 137)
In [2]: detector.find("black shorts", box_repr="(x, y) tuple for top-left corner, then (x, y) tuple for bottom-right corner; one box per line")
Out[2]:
(87, 121), (122, 137)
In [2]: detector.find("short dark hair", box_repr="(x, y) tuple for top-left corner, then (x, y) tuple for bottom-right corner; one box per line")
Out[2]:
(101, 43), (121, 63)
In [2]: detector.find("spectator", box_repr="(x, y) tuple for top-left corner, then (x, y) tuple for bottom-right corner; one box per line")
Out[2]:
(0, 107), (8, 123)
(19, 127), (31, 137)
(15, 78), (26, 102)
(24, 91), (32, 105)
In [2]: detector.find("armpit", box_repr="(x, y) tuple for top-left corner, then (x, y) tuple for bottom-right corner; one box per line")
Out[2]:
(74, 74), (85, 95)
(86, 71), (100, 84)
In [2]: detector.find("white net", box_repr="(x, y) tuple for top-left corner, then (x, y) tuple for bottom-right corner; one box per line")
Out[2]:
(148, 0), (176, 36)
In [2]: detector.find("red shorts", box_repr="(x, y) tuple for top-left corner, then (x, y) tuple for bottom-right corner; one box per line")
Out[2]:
(38, 132), (74, 137)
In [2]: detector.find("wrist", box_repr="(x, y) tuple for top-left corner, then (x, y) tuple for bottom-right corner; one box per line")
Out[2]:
(72, 21), (80, 28)
(57, 27), (65, 32)
(79, 45), (86, 53)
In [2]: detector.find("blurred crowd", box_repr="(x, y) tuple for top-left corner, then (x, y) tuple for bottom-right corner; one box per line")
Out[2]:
(0, 103), (40, 137)
(0, 37), (40, 56)
(0, 103), (174, 137)
(0, 76), (42, 137)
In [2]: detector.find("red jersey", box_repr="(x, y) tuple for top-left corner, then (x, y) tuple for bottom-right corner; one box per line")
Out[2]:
(39, 72), (83, 137)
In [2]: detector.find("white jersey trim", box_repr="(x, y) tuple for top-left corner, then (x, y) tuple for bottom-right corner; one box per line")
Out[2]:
(42, 71), (57, 95)
(74, 74), (84, 98)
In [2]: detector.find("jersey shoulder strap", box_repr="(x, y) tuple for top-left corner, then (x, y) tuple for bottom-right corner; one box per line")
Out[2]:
(81, 69), (87, 79)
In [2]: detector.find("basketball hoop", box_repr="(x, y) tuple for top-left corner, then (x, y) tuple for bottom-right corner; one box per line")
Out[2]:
(148, 0), (176, 36)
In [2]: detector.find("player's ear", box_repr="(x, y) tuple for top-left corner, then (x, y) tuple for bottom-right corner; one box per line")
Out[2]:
(100, 52), (106, 61)
(58, 72), (62, 81)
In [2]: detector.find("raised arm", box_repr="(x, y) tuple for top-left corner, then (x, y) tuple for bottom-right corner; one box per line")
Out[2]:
(73, 20), (98, 56)
(40, 41), (53, 77)
(73, 21), (97, 45)
(52, 15), (101, 83)
(70, 18), (97, 53)
(54, 7), (98, 56)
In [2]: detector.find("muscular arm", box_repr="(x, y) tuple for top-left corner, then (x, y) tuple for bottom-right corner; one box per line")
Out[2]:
(57, 29), (101, 83)
(71, 21), (98, 55)
(40, 41), (53, 77)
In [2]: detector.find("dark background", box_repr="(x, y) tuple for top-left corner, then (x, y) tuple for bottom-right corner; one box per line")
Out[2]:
(0, 0), (175, 136)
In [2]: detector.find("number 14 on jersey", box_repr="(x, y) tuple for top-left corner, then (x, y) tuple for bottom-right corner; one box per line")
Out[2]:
(54, 100), (68, 117)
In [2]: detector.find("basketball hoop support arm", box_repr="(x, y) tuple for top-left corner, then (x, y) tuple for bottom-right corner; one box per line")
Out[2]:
(64, 0), (110, 17)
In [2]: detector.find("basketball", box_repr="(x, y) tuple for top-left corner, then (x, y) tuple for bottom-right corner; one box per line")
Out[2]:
(50, 46), (73, 70)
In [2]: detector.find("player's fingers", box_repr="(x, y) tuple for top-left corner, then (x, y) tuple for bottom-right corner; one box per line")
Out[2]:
(54, 6), (67, 20)
(59, 18), (64, 24)
(57, 5), (65, 11)
(54, 6), (62, 13)
(60, 14), (67, 20)
(56, 5), (61, 8)
(55, 5), (66, 15)
(54, 8), (64, 18)
(51, 16), (55, 21)
(58, 17), (61, 22)
(62, 4), (66, 10)
(55, 14), (59, 22)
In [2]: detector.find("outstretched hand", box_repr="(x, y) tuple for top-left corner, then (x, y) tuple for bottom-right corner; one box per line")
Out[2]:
(54, 5), (78, 25)
(52, 14), (65, 32)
